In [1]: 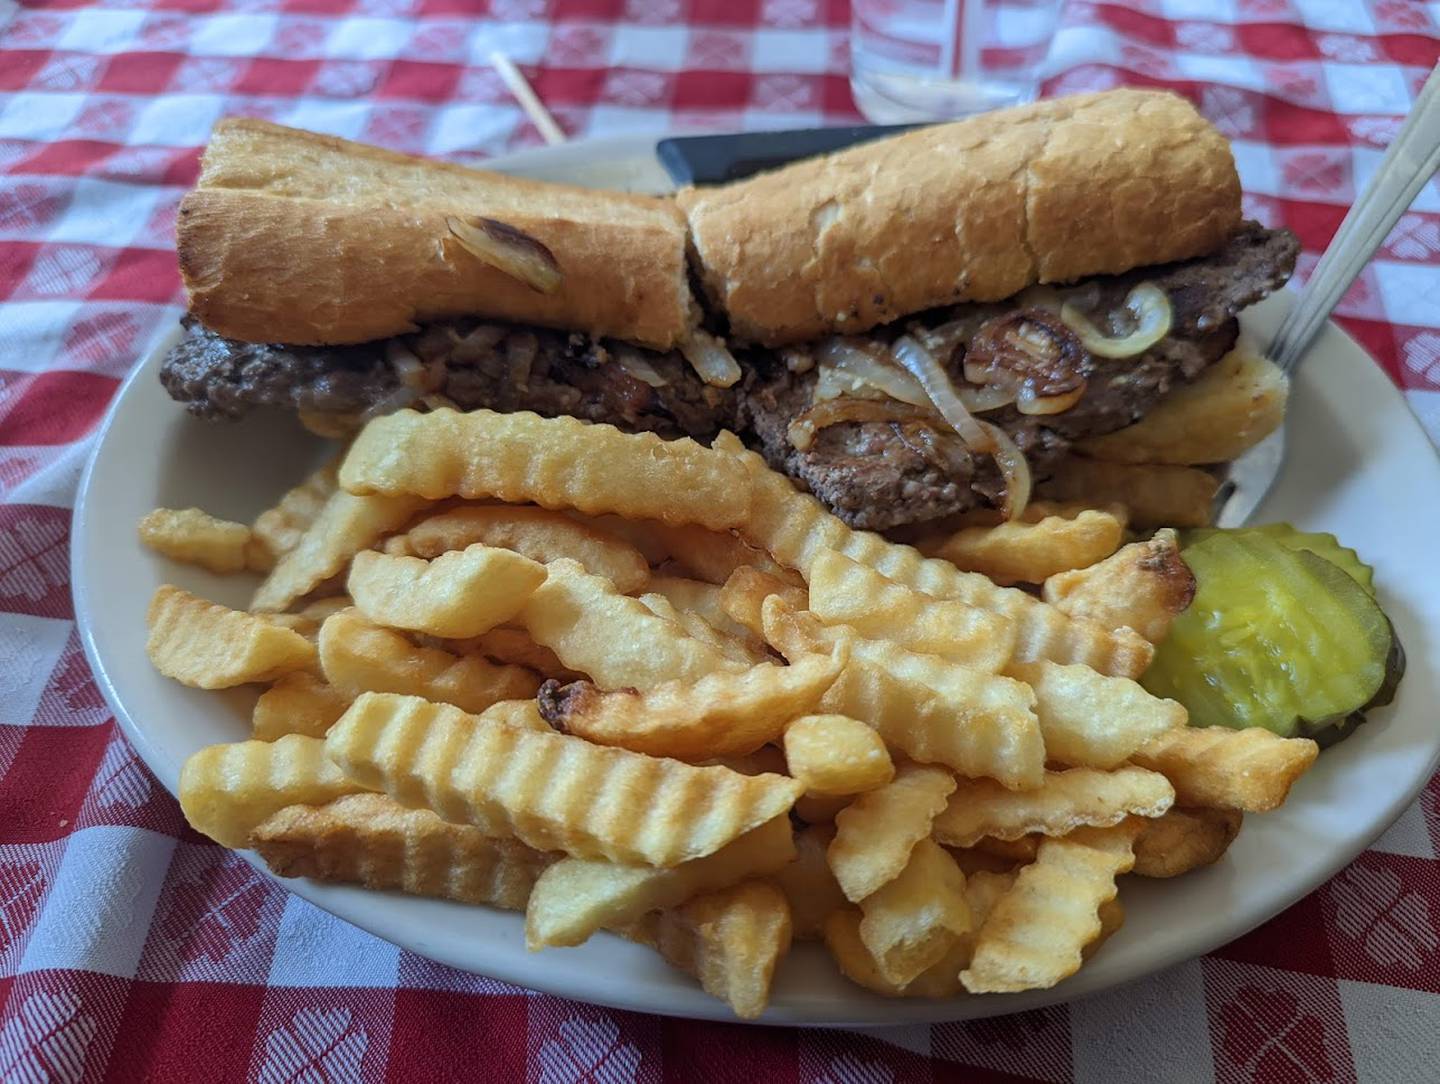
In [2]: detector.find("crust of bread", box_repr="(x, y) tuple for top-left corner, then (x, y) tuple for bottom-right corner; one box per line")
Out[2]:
(178, 119), (695, 348)
(677, 89), (1242, 345)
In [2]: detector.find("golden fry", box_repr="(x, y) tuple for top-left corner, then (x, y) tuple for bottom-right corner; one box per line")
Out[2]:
(918, 507), (1125, 586)
(139, 507), (268, 574)
(1042, 529), (1195, 644)
(252, 672), (352, 740)
(640, 521), (802, 587)
(783, 714), (894, 796)
(651, 879), (792, 1020)
(537, 653), (840, 760)
(716, 433), (1152, 678)
(764, 599), (1044, 789)
(808, 550), (1016, 671)
(1079, 346), (1287, 465)
(397, 504), (650, 594)
(828, 764), (956, 902)
(773, 824), (845, 941)
(720, 567), (809, 640)
(1131, 726), (1318, 812)
(1037, 457), (1218, 529)
(252, 793), (556, 909)
(636, 591), (768, 666)
(961, 821), (1142, 994)
(933, 768), (1174, 848)
(1133, 807), (1244, 878)
(252, 489), (427, 612)
(823, 907), (968, 999)
(147, 585), (316, 689)
(476, 698), (550, 732)
(436, 628), (584, 682)
(319, 610), (539, 714)
(339, 408), (751, 530)
(859, 838), (970, 986)
(348, 544), (547, 638)
(251, 462), (338, 561)
(524, 815), (794, 948)
(523, 558), (746, 690)
(179, 734), (368, 849)
(1009, 660), (1187, 770)
(645, 575), (772, 652)
(325, 692), (804, 866)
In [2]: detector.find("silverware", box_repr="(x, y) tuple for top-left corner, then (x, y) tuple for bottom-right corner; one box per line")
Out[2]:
(1217, 62), (1440, 526)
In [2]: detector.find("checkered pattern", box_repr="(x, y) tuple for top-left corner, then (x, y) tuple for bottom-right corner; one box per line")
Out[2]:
(2, 0), (1438, 1079)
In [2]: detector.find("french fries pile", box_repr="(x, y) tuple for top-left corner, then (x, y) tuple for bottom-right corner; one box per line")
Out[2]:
(142, 408), (1318, 1020)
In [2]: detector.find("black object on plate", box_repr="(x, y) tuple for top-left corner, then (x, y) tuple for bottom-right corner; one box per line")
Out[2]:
(656, 124), (920, 186)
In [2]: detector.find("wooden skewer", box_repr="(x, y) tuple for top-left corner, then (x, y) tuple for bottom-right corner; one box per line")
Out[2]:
(489, 50), (567, 146)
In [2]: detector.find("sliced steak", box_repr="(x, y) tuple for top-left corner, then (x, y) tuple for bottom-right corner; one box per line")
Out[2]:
(742, 223), (1297, 530)
(160, 318), (738, 439)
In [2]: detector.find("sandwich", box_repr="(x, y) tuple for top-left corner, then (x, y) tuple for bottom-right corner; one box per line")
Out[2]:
(160, 89), (1298, 531)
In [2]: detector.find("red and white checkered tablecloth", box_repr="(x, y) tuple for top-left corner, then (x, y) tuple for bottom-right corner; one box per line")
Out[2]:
(2, 0), (1439, 1079)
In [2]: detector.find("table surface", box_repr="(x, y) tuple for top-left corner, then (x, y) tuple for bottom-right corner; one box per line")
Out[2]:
(2, 1), (1440, 1080)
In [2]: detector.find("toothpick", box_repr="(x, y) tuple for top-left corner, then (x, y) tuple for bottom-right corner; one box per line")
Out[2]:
(489, 50), (567, 146)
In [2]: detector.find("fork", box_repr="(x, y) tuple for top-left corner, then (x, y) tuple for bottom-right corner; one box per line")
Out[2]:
(1216, 62), (1440, 526)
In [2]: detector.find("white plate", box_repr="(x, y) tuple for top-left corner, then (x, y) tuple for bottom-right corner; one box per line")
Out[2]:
(73, 136), (1440, 1026)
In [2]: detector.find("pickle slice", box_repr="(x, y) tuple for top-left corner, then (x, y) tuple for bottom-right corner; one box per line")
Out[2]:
(1143, 531), (1397, 744)
(1185, 524), (1375, 595)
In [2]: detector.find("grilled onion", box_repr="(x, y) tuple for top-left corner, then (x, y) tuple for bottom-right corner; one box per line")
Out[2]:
(787, 397), (941, 452)
(680, 329), (743, 388)
(446, 215), (563, 294)
(1060, 282), (1172, 358)
(978, 419), (1031, 520)
(816, 338), (929, 406)
(890, 334), (1033, 519)
(890, 335), (993, 450)
(612, 344), (669, 388)
(1015, 384), (1087, 416)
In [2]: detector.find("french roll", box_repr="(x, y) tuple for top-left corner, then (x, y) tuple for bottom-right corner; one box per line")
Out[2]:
(178, 120), (696, 349)
(161, 91), (1296, 535)
(677, 89), (1242, 346)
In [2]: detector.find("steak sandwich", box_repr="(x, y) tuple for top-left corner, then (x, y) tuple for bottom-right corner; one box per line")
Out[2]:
(161, 89), (1298, 531)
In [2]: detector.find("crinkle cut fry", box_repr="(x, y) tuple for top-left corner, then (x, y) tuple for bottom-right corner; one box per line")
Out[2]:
(524, 815), (795, 949)
(252, 792), (556, 909)
(179, 734), (371, 849)
(537, 651), (841, 760)
(339, 408), (751, 531)
(933, 767), (1174, 848)
(523, 558), (748, 691)
(828, 764), (956, 902)
(147, 585), (317, 689)
(651, 879), (793, 1020)
(762, 598), (1045, 790)
(324, 692), (804, 867)
(1130, 725), (1318, 812)
(961, 821), (1141, 994)
(252, 489), (428, 613)
(713, 433), (1152, 679)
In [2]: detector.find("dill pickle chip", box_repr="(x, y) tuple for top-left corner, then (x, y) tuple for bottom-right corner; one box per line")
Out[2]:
(1187, 524), (1375, 595)
(1143, 532), (1398, 745)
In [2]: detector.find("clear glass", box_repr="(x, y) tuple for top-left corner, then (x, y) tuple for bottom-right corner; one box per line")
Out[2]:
(850, 0), (1062, 122)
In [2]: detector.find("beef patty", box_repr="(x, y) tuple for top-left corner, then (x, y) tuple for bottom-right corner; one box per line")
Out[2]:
(159, 222), (1297, 530)
(161, 320), (737, 440)
(742, 222), (1298, 529)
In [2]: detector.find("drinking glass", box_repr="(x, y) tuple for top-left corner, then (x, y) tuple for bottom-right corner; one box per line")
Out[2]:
(850, 0), (1063, 121)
